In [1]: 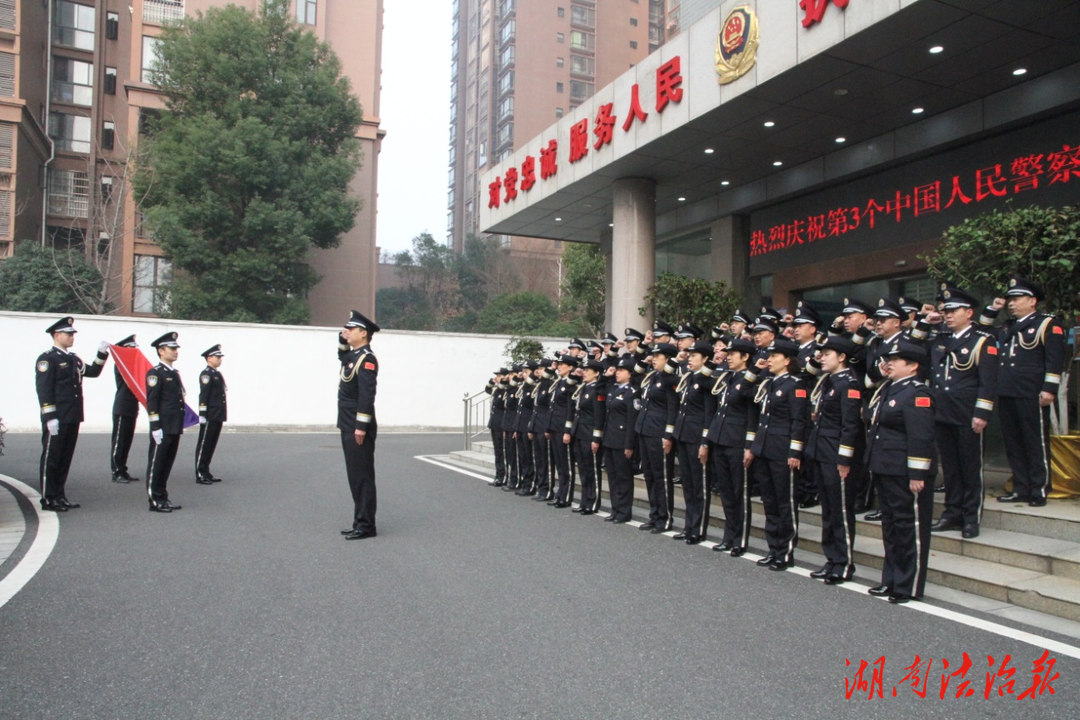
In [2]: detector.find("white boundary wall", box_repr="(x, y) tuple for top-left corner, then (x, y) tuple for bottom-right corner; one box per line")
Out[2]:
(0, 311), (563, 433)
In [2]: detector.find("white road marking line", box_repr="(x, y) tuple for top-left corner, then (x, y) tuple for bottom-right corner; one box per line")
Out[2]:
(417, 456), (1080, 660)
(0, 475), (60, 610)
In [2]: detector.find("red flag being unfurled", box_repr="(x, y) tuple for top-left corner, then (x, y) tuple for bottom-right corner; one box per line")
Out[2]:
(109, 344), (200, 428)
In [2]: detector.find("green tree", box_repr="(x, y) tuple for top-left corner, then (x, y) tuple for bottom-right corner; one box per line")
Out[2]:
(475, 291), (562, 335)
(559, 242), (606, 335)
(391, 232), (461, 330)
(639, 272), (742, 330)
(374, 286), (435, 331)
(0, 241), (105, 314)
(925, 204), (1080, 321)
(503, 337), (545, 366)
(137, 0), (363, 324)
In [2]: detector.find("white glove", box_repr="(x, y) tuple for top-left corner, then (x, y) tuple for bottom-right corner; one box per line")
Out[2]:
(152, 429), (163, 445)
(98, 340), (110, 354)
(46, 419), (59, 436)
(199, 416), (207, 425)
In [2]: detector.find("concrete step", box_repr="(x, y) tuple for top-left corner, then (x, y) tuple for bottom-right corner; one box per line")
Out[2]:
(448, 450), (496, 470)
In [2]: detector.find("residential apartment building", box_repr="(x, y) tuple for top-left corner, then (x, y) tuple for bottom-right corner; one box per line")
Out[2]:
(447, 0), (655, 296)
(1, 0), (382, 325)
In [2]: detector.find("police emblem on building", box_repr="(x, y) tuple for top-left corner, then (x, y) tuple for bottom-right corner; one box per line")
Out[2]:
(715, 5), (759, 85)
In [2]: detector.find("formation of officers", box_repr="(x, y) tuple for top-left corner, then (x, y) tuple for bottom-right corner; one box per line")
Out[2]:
(484, 275), (1067, 605)
(35, 317), (229, 514)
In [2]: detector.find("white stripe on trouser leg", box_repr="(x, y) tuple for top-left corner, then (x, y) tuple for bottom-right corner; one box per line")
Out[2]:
(41, 434), (52, 499)
(787, 468), (798, 562)
(699, 459), (709, 538)
(839, 468), (853, 578)
(593, 450), (601, 512)
(912, 491), (922, 598)
(147, 443), (159, 505)
(195, 426), (205, 478)
(977, 432), (985, 523)
(1037, 406), (1049, 500)
(112, 422), (121, 471)
(741, 465), (750, 549)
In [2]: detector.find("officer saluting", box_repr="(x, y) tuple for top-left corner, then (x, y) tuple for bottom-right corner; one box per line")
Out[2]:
(146, 332), (185, 513)
(337, 310), (380, 540)
(195, 345), (228, 485)
(35, 317), (110, 511)
(110, 335), (141, 484)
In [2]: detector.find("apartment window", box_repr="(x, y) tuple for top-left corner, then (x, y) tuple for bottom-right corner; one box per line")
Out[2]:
(52, 57), (94, 107)
(54, 1), (95, 51)
(571, 6), (595, 27)
(0, 0), (15, 32)
(556, 32), (564, 43)
(139, 108), (161, 135)
(0, 52), (12, 97)
(296, 0), (317, 25)
(48, 225), (86, 250)
(630, 40), (638, 49)
(498, 70), (513, 95)
(133, 255), (172, 314)
(448, 144), (456, 165)
(141, 36), (162, 83)
(101, 175), (115, 202)
(501, 19), (514, 44)
(557, 7), (564, 17)
(555, 107), (563, 118)
(499, 45), (514, 67)
(0, 124), (12, 169)
(48, 112), (91, 153)
(104, 67), (117, 95)
(447, 188), (455, 208)
(570, 31), (594, 51)
(570, 55), (594, 76)
(556, 57), (564, 68)
(102, 120), (115, 150)
(497, 123), (513, 147)
(498, 96), (513, 121)
(570, 80), (593, 101)
(47, 169), (90, 218)
(447, 211), (453, 231)
(106, 11), (119, 40)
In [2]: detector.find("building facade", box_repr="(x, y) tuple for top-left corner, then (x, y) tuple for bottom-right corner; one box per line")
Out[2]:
(1, 0), (382, 325)
(480, 0), (1080, 329)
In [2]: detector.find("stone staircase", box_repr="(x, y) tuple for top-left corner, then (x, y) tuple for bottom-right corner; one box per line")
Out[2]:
(450, 440), (1080, 623)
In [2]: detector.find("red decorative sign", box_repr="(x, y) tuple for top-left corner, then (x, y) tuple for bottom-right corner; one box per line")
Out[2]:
(801, 0), (849, 28)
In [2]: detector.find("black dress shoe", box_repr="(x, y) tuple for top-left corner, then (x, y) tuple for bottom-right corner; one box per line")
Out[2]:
(756, 554), (776, 566)
(638, 522), (656, 530)
(553, 502), (571, 508)
(1028, 498), (1047, 507)
(730, 547), (746, 557)
(57, 498), (80, 509)
(603, 515), (616, 522)
(209, 475), (223, 483)
(196, 475), (214, 485)
(579, 509), (595, 516)
(868, 584), (892, 597)
(612, 518), (629, 524)
(810, 567), (830, 580)
(502, 485), (518, 492)
(713, 542), (734, 552)
(769, 558), (793, 571)
(997, 492), (1027, 503)
(344, 529), (377, 540)
(888, 593), (912, 604)
(673, 531), (688, 540)
(163, 501), (182, 510)
(112, 473), (130, 484)
(649, 526), (666, 534)
(685, 535), (702, 545)
(491, 480), (506, 487)
(149, 504), (172, 513)
(864, 511), (883, 522)
(934, 484), (946, 493)
(40, 499), (68, 512)
(533, 495), (550, 502)
(571, 506), (583, 513)
(798, 497), (819, 509)
(824, 574), (846, 585)
(931, 518), (962, 532)
(962, 523), (980, 538)
(340, 528), (356, 535)
(515, 489), (536, 496)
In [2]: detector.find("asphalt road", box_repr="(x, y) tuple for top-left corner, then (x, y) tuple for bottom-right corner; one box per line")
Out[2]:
(0, 432), (1077, 719)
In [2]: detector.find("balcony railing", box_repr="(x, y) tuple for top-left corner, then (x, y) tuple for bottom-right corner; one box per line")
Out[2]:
(144, 0), (184, 26)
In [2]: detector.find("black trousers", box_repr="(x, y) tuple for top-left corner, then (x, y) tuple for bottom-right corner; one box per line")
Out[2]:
(491, 428), (506, 482)
(937, 422), (985, 525)
(796, 460), (820, 503)
(711, 443), (750, 548)
(516, 431), (534, 490)
(552, 433), (574, 503)
(677, 440), (709, 538)
(999, 396), (1053, 501)
(640, 436), (671, 529)
(533, 433), (550, 496)
(877, 473), (933, 598)
(574, 437), (600, 512)
(146, 432), (180, 507)
(817, 461), (856, 577)
(503, 430), (519, 488)
(758, 457), (799, 562)
(40, 422), (80, 502)
(603, 446), (634, 521)
(340, 429), (377, 533)
(195, 421), (223, 478)
(111, 414), (137, 476)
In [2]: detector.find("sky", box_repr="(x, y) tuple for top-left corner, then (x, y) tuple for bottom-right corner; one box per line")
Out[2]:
(375, 0), (453, 258)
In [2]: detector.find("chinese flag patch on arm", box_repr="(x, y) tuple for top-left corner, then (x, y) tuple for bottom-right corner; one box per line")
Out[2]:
(915, 396), (932, 408)
(364, 362), (376, 370)
(1052, 326), (1064, 335)
(847, 389), (861, 399)
(986, 345), (998, 355)
(795, 389), (807, 398)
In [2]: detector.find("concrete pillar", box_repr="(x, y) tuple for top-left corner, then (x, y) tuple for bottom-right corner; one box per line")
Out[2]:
(599, 231), (614, 331)
(610, 178), (656, 333)
(710, 215), (750, 302)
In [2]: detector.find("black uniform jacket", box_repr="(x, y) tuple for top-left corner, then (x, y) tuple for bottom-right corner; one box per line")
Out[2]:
(547, 376), (578, 434)
(806, 369), (863, 465)
(198, 366), (228, 423)
(865, 376), (936, 481)
(337, 343), (378, 435)
(501, 379), (520, 433)
(996, 312), (1067, 399)
(634, 367), (679, 440)
(113, 366), (140, 418)
(528, 377), (554, 434)
(673, 369), (716, 445)
(705, 368), (760, 449)
(36, 346), (107, 424)
(750, 372), (808, 461)
(864, 331), (904, 389)
(571, 381), (607, 441)
(147, 363), (186, 435)
(928, 325), (998, 425)
(515, 379), (536, 433)
(485, 381), (506, 431)
(602, 382), (640, 451)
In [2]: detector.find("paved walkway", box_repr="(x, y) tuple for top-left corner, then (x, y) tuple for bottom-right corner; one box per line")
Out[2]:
(0, 480), (27, 569)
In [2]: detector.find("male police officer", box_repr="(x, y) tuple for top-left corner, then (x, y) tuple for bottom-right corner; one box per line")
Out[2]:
(195, 345), (228, 485)
(338, 310), (380, 539)
(35, 317), (109, 511)
(146, 332), (186, 513)
(110, 335), (141, 484)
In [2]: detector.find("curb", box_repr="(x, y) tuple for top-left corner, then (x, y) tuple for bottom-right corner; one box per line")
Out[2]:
(0, 474), (59, 609)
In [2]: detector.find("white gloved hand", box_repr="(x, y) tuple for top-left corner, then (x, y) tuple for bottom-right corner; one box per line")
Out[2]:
(46, 419), (60, 436)
(199, 416), (207, 425)
(152, 429), (163, 445)
(98, 340), (110, 354)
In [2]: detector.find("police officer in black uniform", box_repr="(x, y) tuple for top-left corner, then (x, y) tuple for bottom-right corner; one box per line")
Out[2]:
(926, 285), (998, 538)
(513, 363), (537, 494)
(486, 369), (509, 487)
(865, 341), (936, 604)
(501, 365), (521, 490)
(548, 355), (579, 508)
(571, 358), (607, 515)
(602, 355), (640, 523)
(337, 310), (380, 540)
(146, 332), (185, 513)
(35, 317), (109, 511)
(110, 335), (141, 484)
(792, 303), (823, 509)
(673, 340), (715, 545)
(635, 343), (679, 533)
(195, 344), (228, 485)
(992, 276), (1067, 507)
(529, 359), (555, 501)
